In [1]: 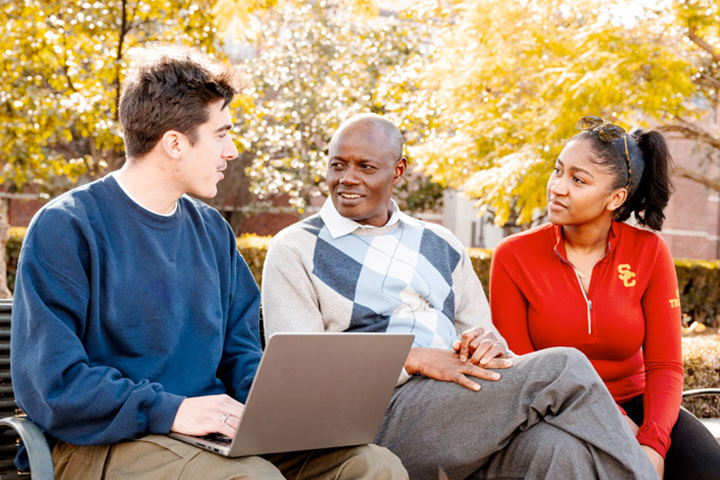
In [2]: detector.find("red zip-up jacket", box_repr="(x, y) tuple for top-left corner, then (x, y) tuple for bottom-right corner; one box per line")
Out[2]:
(490, 221), (683, 457)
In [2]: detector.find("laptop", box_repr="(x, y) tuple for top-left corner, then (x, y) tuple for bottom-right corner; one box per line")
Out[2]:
(170, 332), (414, 457)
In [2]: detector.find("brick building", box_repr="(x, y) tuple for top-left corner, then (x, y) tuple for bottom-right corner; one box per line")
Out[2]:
(660, 136), (720, 259)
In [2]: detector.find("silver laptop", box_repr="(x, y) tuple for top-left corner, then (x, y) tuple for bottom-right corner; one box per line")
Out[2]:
(170, 332), (413, 457)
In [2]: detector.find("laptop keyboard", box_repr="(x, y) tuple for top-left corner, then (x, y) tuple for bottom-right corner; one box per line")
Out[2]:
(200, 433), (232, 445)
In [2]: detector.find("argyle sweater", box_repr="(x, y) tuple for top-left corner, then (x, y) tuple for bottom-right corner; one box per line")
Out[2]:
(261, 202), (506, 384)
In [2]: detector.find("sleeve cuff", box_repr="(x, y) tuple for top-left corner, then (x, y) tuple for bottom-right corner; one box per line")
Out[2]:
(396, 367), (412, 386)
(636, 420), (671, 458)
(146, 391), (186, 434)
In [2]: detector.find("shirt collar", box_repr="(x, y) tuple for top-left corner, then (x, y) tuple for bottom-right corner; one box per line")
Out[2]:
(112, 172), (178, 217)
(552, 220), (619, 259)
(320, 197), (402, 239)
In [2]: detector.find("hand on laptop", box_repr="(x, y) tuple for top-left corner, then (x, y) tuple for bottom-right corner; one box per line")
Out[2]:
(452, 326), (513, 368)
(404, 347), (505, 392)
(171, 394), (245, 438)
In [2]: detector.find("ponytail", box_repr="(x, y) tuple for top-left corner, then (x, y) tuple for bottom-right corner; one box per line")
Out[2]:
(614, 129), (674, 231)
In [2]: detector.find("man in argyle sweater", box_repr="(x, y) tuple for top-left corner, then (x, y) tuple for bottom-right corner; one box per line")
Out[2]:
(261, 113), (659, 480)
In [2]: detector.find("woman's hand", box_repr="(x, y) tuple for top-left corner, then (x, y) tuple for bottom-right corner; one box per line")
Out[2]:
(642, 445), (664, 479)
(624, 415), (640, 435)
(452, 326), (513, 367)
(624, 416), (664, 478)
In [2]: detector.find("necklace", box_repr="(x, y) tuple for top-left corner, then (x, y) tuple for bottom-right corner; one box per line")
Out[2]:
(572, 265), (589, 279)
(568, 247), (607, 279)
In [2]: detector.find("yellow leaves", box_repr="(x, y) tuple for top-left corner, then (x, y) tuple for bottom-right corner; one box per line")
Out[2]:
(236, 233), (272, 250)
(212, 0), (285, 36)
(0, 0), (224, 195)
(346, 0), (379, 19)
(462, 148), (548, 226)
(212, 0), (379, 39)
(411, 0), (708, 227)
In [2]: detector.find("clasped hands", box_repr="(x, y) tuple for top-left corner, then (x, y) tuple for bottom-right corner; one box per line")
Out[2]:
(405, 326), (513, 391)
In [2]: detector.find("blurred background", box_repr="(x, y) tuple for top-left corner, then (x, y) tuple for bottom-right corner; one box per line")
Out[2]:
(2, 0), (720, 284)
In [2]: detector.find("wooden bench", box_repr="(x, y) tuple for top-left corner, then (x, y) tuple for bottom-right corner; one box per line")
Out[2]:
(0, 299), (718, 479)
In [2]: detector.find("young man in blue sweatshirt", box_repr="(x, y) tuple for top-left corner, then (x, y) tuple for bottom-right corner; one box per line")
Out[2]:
(10, 46), (405, 479)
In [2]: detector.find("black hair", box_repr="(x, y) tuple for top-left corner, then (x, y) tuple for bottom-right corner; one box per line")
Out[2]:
(572, 127), (674, 231)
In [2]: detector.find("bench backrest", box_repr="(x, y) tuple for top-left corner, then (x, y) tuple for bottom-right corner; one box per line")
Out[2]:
(0, 300), (30, 479)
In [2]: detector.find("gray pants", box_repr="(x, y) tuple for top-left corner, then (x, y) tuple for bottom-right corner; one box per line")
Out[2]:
(375, 347), (659, 480)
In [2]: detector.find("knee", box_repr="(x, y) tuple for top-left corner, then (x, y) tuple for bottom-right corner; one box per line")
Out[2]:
(542, 347), (596, 375)
(522, 423), (593, 465)
(488, 423), (593, 478)
(348, 444), (408, 479)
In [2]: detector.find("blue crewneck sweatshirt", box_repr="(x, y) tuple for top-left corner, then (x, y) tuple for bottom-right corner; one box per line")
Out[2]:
(11, 174), (262, 467)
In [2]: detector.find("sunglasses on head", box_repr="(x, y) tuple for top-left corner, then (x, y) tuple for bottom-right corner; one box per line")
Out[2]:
(575, 115), (631, 188)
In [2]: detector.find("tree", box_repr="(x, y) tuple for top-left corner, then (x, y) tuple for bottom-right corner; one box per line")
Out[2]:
(412, 0), (717, 226)
(662, 0), (720, 190)
(0, 0), (225, 296)
(208, 0), (444, 233)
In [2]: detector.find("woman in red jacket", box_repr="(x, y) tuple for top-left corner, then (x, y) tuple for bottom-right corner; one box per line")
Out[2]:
(490, 116), (720, 479)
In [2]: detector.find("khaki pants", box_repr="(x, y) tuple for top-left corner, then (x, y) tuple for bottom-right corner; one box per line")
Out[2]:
(52, 435), (407, 480)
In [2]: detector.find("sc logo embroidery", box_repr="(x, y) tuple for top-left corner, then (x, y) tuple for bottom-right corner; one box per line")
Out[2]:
(618, 264), (636, 287)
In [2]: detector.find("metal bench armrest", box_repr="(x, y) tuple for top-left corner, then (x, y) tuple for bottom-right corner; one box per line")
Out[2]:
(0, 416), (54, 480)
(682, 388), (720, 399)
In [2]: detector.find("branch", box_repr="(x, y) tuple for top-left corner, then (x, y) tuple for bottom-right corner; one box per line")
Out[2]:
(687, 26), (720, 63)
(60, 17), (77, 92)
(113, 0), (129, 121)
(673, 165), (720, 192)
(657, 123), (720, 151)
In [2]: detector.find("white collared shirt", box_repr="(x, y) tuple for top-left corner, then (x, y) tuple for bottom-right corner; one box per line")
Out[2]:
(319, 197), (402, 239)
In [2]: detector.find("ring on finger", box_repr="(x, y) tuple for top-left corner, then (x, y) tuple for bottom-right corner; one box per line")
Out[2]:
(219, 413), (231, 424)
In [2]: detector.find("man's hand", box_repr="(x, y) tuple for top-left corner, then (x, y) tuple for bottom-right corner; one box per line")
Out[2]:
(452, 326), (513, 367)
(405, 347), (506, 391)
(171, 394), (245, 438)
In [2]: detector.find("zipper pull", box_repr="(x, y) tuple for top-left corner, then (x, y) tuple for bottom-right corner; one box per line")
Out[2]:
(588, 300), (593, 310)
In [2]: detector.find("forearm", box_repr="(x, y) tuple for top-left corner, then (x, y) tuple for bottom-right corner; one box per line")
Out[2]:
(636, 362), (683, 455)
(14, 353), (185, 444)
(637, 241), (683, 455)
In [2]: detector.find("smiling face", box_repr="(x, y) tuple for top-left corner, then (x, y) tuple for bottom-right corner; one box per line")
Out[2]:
(547, 139), (627, 228)
(326, 120), (406, 227)
(173, 99), (239, 199)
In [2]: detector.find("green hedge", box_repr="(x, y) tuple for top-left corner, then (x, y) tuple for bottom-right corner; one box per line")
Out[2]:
(675, 259), (720, 329)
(5, 227), (24, 293)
